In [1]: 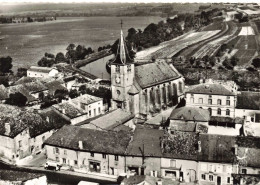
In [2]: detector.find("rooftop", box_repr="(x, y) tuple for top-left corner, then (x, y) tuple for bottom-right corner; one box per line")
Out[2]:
(126, 125), (164, 157)
(71, 94), (102, 106)
(162, 131), (198, 160)
(44, 125), (132, 155)
(0, 105), (70, 138)
(28, 66), (56, 73)
(45, 80), (67, 94)
(14, 76), (37, 85)
(186, 83), (236, 96)
(169, 106), (210, 122)
(0, 84), (8, 100)
(111, 29), (133, 65)
(0, 169), (45, 182)
(8, 84), (37, 103)
(81, 109), (134, 130)
(135, 61), (181, 89)
(52, 102), (86, 119)
(236, 91), (260, 110)
(198, 134), (236, 163)
(23, 81), (48, 93)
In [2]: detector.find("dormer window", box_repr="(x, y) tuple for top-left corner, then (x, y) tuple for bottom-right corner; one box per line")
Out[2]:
(127, 65), (131, 72)
(116, 65), (120, 73)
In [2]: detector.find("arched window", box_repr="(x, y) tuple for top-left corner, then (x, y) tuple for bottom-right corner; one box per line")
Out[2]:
(217, 108), (221, 115)
(217, 99), (222, 105)
(226, 109), (230, 116)
(208, 108), (212, 115)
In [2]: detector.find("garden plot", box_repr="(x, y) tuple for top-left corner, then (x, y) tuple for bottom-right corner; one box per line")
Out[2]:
(238, 26), (255, 36)
(136, 30), (220, 60)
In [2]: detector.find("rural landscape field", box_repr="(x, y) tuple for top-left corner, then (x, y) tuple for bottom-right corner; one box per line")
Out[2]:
(0, 16), (162, 71)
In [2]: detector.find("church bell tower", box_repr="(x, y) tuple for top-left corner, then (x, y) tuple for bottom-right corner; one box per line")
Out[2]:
(111, 21), (134, 111)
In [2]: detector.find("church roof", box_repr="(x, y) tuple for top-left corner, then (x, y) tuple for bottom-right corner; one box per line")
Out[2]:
(128, 79), (142, 95)
(135, 61), (181, 89)
(111, 30), (133, 65)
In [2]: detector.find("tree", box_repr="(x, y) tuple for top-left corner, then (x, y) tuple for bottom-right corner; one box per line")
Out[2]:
(54, 89), (68, 102)
(69, 89), (79, 99)
(17, 68), (28, 78)
(6, 92), (27, 107)
(0, 56), (13, 74)
(189, 57), (196, 67)
(66, 43), (76, 51)
(55, 52), (67, 63)
(252, 58), (260, 68)
(45, 52), (55, 58)
(230, 56), (239, 67)
(79, 85), (87, 95)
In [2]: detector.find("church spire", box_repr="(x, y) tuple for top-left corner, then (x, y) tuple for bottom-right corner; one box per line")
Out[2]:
(111, 20), (133, 65)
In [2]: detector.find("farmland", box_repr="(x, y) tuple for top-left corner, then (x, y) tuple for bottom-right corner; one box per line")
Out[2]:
(238, 26), (255, 35)
(135, 29), (221, 61)
(234, 49), (257, 66)
(192, 21), (238, 58)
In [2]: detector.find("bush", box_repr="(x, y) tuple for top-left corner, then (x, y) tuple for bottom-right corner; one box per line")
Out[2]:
(252, 58), (260, 68)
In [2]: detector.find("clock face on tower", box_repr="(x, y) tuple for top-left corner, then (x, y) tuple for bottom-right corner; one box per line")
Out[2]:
(115, 75), (121, 84)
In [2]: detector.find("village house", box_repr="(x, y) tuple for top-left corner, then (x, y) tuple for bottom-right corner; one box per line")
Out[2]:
(80, 109), (135, 131)
(27, 66), (59, 78)
(168, 106), (210, 133)
(0, 169), (47, 185)
(52, 94), (103, 125)
(110, 29), (184, 120)
(69, 94), (104, 118)
(7, 81), (49, 105)
(44, 125), (131, 176)
(185, 80), (238, 118)
(52, 102), (87, 125)
(161, 131), (198, 182)
(0, 104), (69, 163)
(125, 126), (164, 177)
(197, 134), (238, 185)
(235, 91), (260, 124)
(44, 80), (68, 95)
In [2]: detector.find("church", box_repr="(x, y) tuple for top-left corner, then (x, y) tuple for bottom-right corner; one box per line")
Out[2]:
(110, 28), (185, 119)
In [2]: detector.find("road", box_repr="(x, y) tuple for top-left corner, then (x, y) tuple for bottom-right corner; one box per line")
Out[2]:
(0, 160), (117, 185)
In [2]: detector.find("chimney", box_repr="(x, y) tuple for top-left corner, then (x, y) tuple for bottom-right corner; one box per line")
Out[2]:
(62, 108), (66, 114)
(79, 141), (83, 150)
(198, 141), (201, 153)
(5, 123), (11, 135)
(234, 144), (238, 156)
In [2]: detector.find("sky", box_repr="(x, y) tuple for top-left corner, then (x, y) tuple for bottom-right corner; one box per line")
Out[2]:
(1, 0), (260, 4)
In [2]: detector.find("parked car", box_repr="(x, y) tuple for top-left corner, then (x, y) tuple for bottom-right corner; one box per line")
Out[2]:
(44, 161), (61, 171)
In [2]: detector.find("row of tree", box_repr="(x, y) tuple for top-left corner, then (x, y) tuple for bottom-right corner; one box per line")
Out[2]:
(38, 44), (95, 67)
